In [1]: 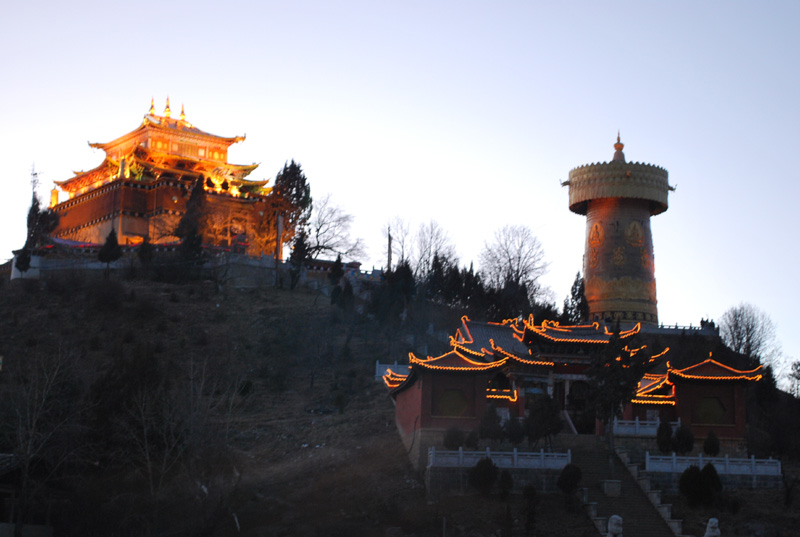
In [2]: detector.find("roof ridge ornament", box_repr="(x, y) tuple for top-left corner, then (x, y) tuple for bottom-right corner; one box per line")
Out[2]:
(164, 97), (171, 118)
(180, 104), (186, 122)
(613, 131), (625, 162)
(148, 97), (155, 116)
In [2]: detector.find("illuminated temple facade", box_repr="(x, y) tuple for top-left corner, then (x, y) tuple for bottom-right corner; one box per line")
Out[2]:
(384, 137), (761, 469)
(50, 99), (276, 254)
(385, 316), (762, 469)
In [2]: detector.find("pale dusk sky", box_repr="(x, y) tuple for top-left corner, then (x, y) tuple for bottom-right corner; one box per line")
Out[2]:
(1, 1), (798, 376)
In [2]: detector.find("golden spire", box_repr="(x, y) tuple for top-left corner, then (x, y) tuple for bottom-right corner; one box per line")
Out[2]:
(164, 97), (171, 118)
(180, 104), (185, 121)
(613, 131), (625, 162)
(148, 97), (155, 115)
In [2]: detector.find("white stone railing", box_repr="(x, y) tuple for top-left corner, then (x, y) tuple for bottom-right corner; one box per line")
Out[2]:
(645, 452), (782, 476)
(612, 417), (680, 437)
(428, 447), (571, 470)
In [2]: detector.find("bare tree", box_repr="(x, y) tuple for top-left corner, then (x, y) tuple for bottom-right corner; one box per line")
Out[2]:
(719, 302), (782, 367)
(788, 360), (800, 397)
(383, 216), (411, 269)
(479, 225), (549, 302)
(412, 220), (457, 278)
(1, 347), (82, 529)
(306, 194), (365, 261)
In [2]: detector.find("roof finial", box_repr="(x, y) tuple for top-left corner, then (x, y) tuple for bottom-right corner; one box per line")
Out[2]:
(148, 97), (155, 115)
(613, 131), (625, 162)
(164, 97), (171, 118)
(180, 104), (185, 121)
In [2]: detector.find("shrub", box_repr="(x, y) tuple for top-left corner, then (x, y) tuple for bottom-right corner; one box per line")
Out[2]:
(673, 424), (695, 455)
(557, 464), (582, 496)
(468, 457), (499, 496)
(657, 420), (674, 454)
(704, 430), (720, 456)
(679, 465), (706, 507)
(557, 463), (582, 510)
(498, 469), (513, 500)
(443, 427), (465, 450)
(479, 404), (504, 442)
(524, 396), (563, 447)
(701, 463), (722, 500)
(465, 430), (480, 449)
(504, 417), (525, 445)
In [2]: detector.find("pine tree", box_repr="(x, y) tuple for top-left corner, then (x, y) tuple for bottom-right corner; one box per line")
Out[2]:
(176, 178), (207, 268)
(563, 272), (589, 324)
(272, 160), (312, 246)
(137, 235), (155, 268)
(586, 322), (650, 449)
(15, 180), (60, 273)
(98, 229), (122, 277)
(289, 228), (310, 290)
(329, 254), (344, 286)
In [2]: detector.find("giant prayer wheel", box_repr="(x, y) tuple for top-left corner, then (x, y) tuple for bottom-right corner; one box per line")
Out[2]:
(566, 136), (673, 325)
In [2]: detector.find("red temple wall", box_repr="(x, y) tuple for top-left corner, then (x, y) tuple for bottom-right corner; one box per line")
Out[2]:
(674, 383), (746, 439)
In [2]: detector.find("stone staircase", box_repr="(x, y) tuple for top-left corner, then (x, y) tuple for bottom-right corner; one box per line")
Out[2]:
(564, 435), (693, 537)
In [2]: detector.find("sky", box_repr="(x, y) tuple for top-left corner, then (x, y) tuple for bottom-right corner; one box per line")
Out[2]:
(2, 1), (798, 376)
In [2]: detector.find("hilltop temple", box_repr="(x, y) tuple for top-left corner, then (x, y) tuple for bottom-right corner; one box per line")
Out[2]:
(384, 137), (762, 469)
(49, 99), (277, 255)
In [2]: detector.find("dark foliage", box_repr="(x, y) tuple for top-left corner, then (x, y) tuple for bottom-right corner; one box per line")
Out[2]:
(271, 160), (312, 244)
(465, 430), (480, 449)
(137, 235), (155, 268)
(679, 465), (702, 506)
(289, 228), (311, 289)
(524, 396), (563, 448)
(370, 260), (416, 324)
(523, 485), (538, 536)
(479, 404), (504, 442)
(673, 424), (695, 455)
(562, 272), (589, 324)
(339, 279), (355, 313)
(468, 457), (499, 496)
(330, 284), (343, 306)
(176, 178), (207, 269)
(443, 427), (466, 450)
(701, 463), (723, 498)
(498, 469), (513, 500)
(557, 464), (582, 510)
(703, 430), (720, 456)
(15, 186), (60, 272)
(679, 464), (720, 507)
(504, 417), (525, 445)
(329, 254), (344, 285)
(586, 322), (650, 449)
(657, 420), (674, 454)
(98, 229), (122, 275)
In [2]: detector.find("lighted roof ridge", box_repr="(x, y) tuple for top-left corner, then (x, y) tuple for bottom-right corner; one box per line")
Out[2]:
(409, 349), (505, 369)
(630, 398), (676, 406)
(672, 358), (764, 376)
(637, 377), (675, 396)
(451, 343), (489, 358)
(604, 323), (641, 338)
(642, 372), (667, 380)
(651, 347), (670, 360)
(490, 339), (555, 366)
